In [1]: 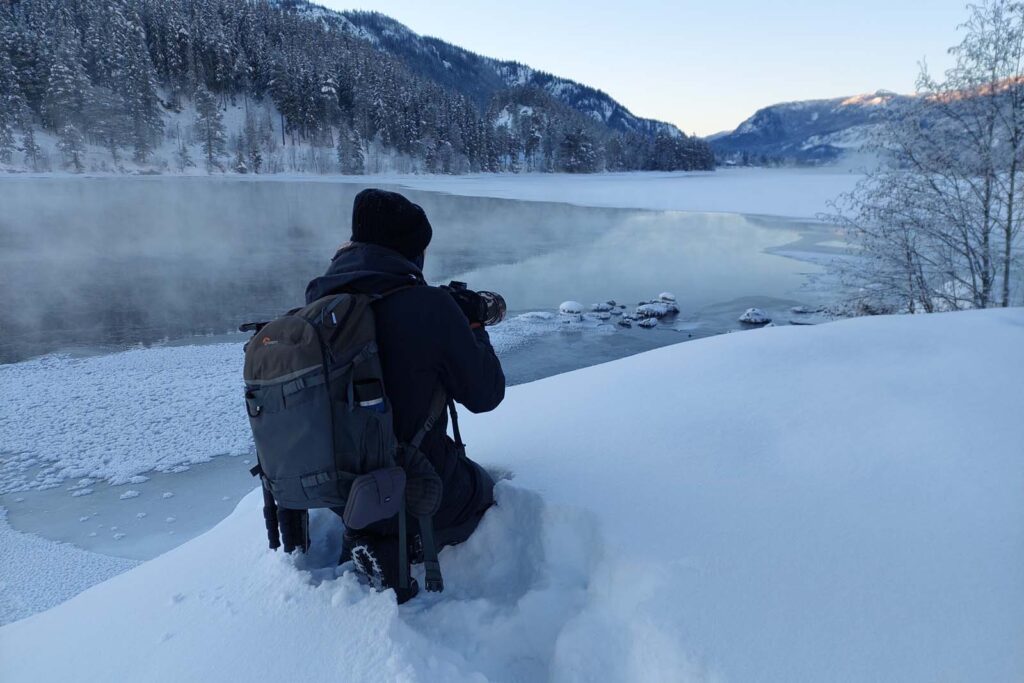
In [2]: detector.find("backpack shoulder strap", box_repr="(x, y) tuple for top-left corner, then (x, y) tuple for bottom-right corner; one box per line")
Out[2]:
(405, 385), (450, 593)
(409, 386), (448, 451)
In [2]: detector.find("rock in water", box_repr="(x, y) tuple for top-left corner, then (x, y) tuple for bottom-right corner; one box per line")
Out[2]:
(638, 318), (658, 328)
(559, 301), (584, 315)
(636, 302), (680, 319)
(659, 292), (677, 303)
(591, 302), (613, 312)
(617, 319), (633, 328)
(739, 308), (772, 324)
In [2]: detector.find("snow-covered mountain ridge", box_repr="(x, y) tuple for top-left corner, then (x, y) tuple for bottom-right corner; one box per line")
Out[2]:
(316, 9), (685, 140)
(0, 0), (711, 175)
(710, 90), (912, 164)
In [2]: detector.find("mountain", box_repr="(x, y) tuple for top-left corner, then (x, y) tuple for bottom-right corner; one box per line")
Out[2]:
(0, 0), (713, 175)
(337, 10), (682, 140)
(710, 91), (912, 165)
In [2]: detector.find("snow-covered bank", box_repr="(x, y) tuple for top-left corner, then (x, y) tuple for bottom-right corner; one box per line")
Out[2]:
(3, 309), (1021, 682)
(0, 167), (863, 219)
(338, 167), (863, 219)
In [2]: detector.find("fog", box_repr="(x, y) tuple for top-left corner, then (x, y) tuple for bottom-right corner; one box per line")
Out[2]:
(0, 177), (835, 363)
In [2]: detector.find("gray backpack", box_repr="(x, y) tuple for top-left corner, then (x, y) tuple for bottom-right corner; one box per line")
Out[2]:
(242, 291), (447, 593)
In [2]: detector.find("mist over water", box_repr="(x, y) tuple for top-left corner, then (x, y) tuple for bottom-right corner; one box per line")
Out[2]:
(0, 177), (835, 365)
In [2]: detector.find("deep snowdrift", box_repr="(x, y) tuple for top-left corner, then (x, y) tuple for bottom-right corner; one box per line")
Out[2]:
(2, 310), (1022, 682)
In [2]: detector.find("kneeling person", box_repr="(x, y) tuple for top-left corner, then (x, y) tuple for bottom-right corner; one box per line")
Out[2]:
(305, 189), (506, 602)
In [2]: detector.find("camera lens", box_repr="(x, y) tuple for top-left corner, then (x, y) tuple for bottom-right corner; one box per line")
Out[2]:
(477, 291), (507, 326)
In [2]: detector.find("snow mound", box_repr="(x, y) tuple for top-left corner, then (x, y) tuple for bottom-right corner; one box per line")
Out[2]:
(559, 301), (584, 315)
(636, 302), (679, 319)
(0, 482), (706, 682)
(3, 310), (1022, 682)
(738, 307), (771, 324)
(658, 292), (677, 303)
(637, 317), (658, 328)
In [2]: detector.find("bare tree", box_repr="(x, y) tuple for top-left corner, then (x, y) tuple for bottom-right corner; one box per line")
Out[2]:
(831, 0), (1024, 313)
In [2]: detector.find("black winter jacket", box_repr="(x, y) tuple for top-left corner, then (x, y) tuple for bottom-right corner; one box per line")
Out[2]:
(305, 243), (505, 531)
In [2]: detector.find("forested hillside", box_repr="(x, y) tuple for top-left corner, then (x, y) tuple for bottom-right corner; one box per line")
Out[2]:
(0, 0), (714, 174)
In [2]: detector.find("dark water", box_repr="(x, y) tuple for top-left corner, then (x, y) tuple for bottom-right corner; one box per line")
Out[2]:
(0, 177), (839, 369)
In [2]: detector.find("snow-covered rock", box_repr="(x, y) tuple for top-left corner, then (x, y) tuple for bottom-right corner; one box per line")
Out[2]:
(658, 292), (677, 303)
(638, 317), (658, 328)
(617, 319), (632, 328)
(738, 307), (772, 324)
(590, 302), (613, 313)
(558, 301), (584, 315)
(636, 302), (680, 319)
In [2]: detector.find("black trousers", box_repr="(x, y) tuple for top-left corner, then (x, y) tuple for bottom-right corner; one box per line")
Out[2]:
(337, 459), (495, 561)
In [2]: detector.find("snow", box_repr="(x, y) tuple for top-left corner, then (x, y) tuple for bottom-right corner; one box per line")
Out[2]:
(0, 312), (591, 495)
(334, 167), (863, 219)
(3, 166), (862, 220)
(0, 508), (137, 626)
(0, 344), (251, 493)
(738, 307), (772, 324)
(3, 309), (1021, 681)
(559, 301), (584, 315)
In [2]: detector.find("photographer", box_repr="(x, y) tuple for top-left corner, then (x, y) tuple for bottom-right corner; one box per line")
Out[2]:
(304, 188), (505, 599)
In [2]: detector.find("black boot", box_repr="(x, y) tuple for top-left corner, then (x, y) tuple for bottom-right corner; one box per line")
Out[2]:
(344, 533), (419, 604)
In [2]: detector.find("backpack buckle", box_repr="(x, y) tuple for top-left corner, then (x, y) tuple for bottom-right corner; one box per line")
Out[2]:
(245, 392), (262, 418)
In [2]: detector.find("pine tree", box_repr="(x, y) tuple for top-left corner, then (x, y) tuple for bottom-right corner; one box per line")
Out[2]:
(244, 111), (262, 173)
(0, 28), (26, 164)
(20, 128), (42, 171)
(85, 86), (129, 163)
(193, 86), (225, 172)
(57, 124), (86, 172)
(336, 123), (364, 174)
(559, 128), (599, 173)
(43, 12), (90, 131)
(175, 138), (194, 172)
(123, 17), (164, 162)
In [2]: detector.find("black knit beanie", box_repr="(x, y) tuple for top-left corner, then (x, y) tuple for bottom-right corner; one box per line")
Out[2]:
(350, 188), (433, 261)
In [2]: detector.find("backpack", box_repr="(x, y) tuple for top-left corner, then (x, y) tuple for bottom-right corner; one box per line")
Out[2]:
(241, 290), (448, 593)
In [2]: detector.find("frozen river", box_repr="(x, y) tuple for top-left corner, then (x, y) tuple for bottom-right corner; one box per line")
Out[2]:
(0, 176), (841, 369)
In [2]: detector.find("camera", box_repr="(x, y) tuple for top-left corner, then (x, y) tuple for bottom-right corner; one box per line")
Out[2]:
(445, 281), (507, 326)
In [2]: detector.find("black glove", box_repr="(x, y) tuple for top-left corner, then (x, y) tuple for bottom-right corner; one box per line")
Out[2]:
(448, 288), (484, 324)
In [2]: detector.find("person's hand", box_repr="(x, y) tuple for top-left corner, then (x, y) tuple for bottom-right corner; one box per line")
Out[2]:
(448, 288), (484, 325)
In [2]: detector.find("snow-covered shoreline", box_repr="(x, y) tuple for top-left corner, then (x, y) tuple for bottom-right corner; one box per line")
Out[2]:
(0, 167), (864, 219)
(3, 308), (1021, 682)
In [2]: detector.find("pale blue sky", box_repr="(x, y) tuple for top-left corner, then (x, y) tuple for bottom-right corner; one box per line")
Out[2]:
(323, 0), (969, 135)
